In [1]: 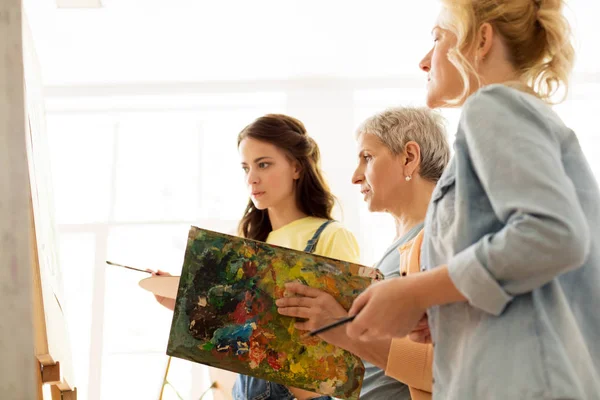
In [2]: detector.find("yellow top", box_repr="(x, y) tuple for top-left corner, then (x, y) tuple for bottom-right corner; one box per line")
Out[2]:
(266, 216), (360, 264)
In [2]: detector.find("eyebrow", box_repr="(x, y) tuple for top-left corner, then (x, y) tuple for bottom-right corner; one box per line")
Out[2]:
(357, 148), (371, 157)
(241, 156), (274, 165)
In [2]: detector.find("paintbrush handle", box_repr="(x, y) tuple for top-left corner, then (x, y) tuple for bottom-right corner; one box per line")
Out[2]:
(307, 315), (356, 337)
(106, 260), (152, 274)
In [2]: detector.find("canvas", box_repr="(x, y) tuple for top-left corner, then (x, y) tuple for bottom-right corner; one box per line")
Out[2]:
(167, 226), (382, 399)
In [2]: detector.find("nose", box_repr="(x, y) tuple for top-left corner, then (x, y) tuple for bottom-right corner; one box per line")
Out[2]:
(419, 49), (432, 72)
(246, 169), (259, 186)
(352, 165), (364, 185)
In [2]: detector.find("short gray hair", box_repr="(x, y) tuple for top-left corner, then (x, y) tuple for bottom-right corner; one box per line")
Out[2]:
(356, 106), (450, 182)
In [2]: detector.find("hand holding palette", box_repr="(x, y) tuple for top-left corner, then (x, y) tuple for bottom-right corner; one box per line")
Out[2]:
(167, 226), (382, 399)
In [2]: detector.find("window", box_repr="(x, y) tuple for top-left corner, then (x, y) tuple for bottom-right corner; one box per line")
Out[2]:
(47, 93), (287, 400)
(46, 79), (599, 400)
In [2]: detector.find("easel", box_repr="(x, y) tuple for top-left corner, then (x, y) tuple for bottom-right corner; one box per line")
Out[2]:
(0, 1), (76, 397)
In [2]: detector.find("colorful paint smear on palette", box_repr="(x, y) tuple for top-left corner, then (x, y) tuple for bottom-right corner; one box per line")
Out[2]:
(167, 226), (383, 400)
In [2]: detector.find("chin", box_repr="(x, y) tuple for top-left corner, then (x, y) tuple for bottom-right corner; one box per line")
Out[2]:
(366, 202), (380, 213)
(425, 91), (443, 109)
(251, 199), (268, 211)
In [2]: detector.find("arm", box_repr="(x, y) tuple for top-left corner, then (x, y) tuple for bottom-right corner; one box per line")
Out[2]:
(330, 332), (393, 370)
(276, 283), (391, 369)
(345, 264), (467, 340)
(277, 283), (434, 392)
(341, 334), (433, 393)
(450, 86), (590, 315)
(386, 337), (433, 393)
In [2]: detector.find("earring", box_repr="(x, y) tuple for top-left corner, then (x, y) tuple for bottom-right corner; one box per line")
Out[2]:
(405, 175), (412, 182)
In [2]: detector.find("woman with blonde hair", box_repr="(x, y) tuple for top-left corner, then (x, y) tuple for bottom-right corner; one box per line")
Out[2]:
(346, 1), (600, 399)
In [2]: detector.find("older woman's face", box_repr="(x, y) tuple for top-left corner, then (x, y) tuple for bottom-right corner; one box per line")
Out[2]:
(351, 133), (406, 213)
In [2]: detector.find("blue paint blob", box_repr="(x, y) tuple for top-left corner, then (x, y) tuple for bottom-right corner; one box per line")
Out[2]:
(212, 322), (255, 354)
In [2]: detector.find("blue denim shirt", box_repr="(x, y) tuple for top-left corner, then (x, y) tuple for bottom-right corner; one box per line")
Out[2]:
(422, 84), (600, 399)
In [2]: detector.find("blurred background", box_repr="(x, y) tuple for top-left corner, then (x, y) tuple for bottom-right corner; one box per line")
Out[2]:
(24, 0), (600, 398)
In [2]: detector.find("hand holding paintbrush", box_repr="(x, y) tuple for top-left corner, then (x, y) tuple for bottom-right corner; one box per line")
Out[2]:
(106, 261), (176, 310)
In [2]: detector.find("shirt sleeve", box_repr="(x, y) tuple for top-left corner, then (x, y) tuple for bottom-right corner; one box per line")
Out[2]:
(386, 337), (433, 393)
(315, 222), (361, 264)
(447, 85), (591, 316)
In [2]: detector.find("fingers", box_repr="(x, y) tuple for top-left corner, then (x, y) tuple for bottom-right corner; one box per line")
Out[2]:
(408, 329), (431, 344)
(284, 282), (322, 298)
(275, 296), (313, 308)
(408, 315), (431, 343)
(416, 315), (429, 328)
(346, 291), (372, 340)
(277, 306), (311, 319)
(347, 288), (370, 317)
(148, 269), (171, 277)
(294, 321), (310, 331)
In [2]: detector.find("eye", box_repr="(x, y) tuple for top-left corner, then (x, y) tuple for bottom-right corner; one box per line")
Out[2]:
(242, 166), (249, 173)
(258, 162), (270, 169)
(363, 154), (372, 162)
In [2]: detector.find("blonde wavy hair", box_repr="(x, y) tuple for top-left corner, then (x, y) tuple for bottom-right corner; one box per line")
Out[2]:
(440, 0), (575, 104)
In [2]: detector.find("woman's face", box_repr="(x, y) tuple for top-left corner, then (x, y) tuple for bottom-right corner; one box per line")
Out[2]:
(351, 133), (406, 213)
(419, 10), (466, 108)
(239, 137), (300, 211)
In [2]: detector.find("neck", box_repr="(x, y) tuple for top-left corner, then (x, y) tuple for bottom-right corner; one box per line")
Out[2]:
(268, 199), (307, 231)
(389, 178), (436, 239)
(477, 60), (521, 91)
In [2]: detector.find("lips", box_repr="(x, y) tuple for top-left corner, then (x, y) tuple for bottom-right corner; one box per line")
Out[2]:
(360, 188), (371, 200)
(251, 191), (265, 198)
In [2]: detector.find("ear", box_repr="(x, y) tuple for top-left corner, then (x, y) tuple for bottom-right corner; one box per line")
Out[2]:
(477, 22), (494, 61)
(403, 141), (422, 177)
(292, 161), (302, 180)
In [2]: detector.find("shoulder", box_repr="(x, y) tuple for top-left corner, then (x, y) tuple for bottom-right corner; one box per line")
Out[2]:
(321, 220), (356, 242)
(314, 220), (361, 263)
(459, 84), (569, 146)
(462, 84), (561, 126)
(465, 83), (531, 107)
(320, 220), (358, 242)
(461, 84), (529, 121)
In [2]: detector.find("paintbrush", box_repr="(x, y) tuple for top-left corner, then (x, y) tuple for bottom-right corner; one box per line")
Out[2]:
(106, 260), (152, 274)
(304, 315), (356, 338)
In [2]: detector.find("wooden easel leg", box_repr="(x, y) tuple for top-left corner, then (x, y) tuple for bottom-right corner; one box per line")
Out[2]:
(36, 357), (44, 400)
(51, 384), (77, 400)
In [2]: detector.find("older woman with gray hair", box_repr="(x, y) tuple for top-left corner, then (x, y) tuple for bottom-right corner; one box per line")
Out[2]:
(276, 106), (450, 400)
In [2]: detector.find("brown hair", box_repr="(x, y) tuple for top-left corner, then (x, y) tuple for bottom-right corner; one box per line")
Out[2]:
(441, 0), (575, 103)
(237, 114), (334, 241)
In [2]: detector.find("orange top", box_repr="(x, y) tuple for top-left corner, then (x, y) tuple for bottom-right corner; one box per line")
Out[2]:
(385, 229), (433, 400)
